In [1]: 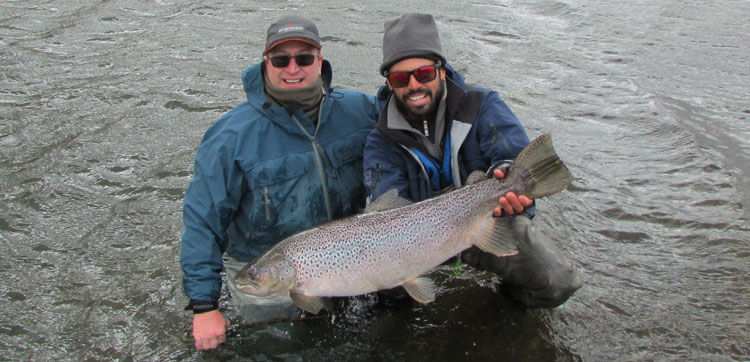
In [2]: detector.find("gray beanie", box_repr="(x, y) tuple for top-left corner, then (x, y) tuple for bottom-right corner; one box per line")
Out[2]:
(380, 13), (447, 76)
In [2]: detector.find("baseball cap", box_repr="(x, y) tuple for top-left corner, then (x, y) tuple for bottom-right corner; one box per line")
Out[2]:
(265, 15), (321, 54)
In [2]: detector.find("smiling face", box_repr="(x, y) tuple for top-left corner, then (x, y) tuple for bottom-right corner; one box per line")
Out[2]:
(387, 57), (446, 120)
(264, 40), (323, 89)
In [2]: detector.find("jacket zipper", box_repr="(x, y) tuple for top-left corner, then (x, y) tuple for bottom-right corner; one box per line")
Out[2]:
(291, 113), (333, 221)
(263, 186), (271, 221)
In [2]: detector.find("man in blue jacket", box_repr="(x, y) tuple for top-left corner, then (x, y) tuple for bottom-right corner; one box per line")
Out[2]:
(364, 13), (581, 309)
(180, 16), (378, 350)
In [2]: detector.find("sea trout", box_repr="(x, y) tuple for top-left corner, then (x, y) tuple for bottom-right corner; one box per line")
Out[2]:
(234, 133), (573, 314)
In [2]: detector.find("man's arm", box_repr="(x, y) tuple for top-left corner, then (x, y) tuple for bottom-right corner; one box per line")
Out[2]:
(180, 125), (244, 350)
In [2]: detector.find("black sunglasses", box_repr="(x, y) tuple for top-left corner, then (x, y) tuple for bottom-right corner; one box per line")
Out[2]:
(267, 54), (319, 68)
(384, 61), (441, 88)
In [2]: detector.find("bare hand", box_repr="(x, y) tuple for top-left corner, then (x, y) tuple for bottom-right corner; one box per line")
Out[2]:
(492, 168), (534, 217)
(192, 310), (231, 350)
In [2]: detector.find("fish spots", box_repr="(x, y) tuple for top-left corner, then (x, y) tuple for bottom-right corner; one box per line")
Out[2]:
(247, 180), (505, 297)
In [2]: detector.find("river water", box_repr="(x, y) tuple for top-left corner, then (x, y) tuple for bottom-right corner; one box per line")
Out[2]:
(1, 0), (748, 361)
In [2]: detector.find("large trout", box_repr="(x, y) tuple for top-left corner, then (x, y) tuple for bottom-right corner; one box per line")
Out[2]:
(234, 133), (573, 314)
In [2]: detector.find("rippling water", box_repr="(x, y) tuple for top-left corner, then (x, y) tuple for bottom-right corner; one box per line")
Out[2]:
(1, 1), (748, 361)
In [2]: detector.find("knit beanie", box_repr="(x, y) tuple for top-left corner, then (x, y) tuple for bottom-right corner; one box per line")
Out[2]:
(380, 13), (447, 76)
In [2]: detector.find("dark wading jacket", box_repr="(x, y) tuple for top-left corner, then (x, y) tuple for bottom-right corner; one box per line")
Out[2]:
(180, 60), (378, 305)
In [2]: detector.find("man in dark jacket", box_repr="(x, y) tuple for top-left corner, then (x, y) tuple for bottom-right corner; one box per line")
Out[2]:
(180, 15), (378, 350)
(364, 13), (581, 309)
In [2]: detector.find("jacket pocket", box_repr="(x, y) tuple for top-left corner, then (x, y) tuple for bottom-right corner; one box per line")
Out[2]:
(326, 132), (367, 170)
(239, 154), (309, 232)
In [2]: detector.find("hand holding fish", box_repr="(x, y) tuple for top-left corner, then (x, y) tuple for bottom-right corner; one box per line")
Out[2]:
(492, 168), (534, 216)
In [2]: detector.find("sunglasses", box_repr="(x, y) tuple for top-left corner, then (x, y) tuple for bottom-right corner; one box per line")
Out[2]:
(267, 54), (319, 68)
(384, 61), (442, 88)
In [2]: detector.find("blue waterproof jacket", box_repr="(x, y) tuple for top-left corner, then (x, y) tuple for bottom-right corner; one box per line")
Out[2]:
(181, 60), (378, 304)
(363, 64), (530, 204)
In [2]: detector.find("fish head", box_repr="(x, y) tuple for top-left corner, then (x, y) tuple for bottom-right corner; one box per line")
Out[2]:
(234, 251), (296, 297)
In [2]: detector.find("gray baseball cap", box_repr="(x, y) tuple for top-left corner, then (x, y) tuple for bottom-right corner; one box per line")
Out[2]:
(380, 13), (446, 76)
(265, 15), (321, 54)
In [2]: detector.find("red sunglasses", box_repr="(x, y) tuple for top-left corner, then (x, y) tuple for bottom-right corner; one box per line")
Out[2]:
(384, 61), (441, 88)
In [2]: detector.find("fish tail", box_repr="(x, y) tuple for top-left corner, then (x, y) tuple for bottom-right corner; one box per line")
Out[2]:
(508, 133), (573, 199)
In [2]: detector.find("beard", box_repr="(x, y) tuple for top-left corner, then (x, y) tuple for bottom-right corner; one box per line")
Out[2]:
(394, 80), (445, 121)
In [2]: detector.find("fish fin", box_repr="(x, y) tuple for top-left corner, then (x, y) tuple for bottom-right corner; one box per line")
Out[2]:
(508, 133), (574, 199)
(474, 216), (520, 257)
(465, 170), (487, 185)
(402, 277), (436, 304)
(365, 189), (413, 213)
(290, 292), (332, 315)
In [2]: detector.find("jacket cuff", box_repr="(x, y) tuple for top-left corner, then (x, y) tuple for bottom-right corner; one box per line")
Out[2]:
(519, 203), (536, 219)
(185, 299), (219, 314)
(487, 160), (513, 177)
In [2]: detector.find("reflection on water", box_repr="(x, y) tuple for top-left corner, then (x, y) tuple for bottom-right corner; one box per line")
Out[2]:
(1, 0), (748, 361)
